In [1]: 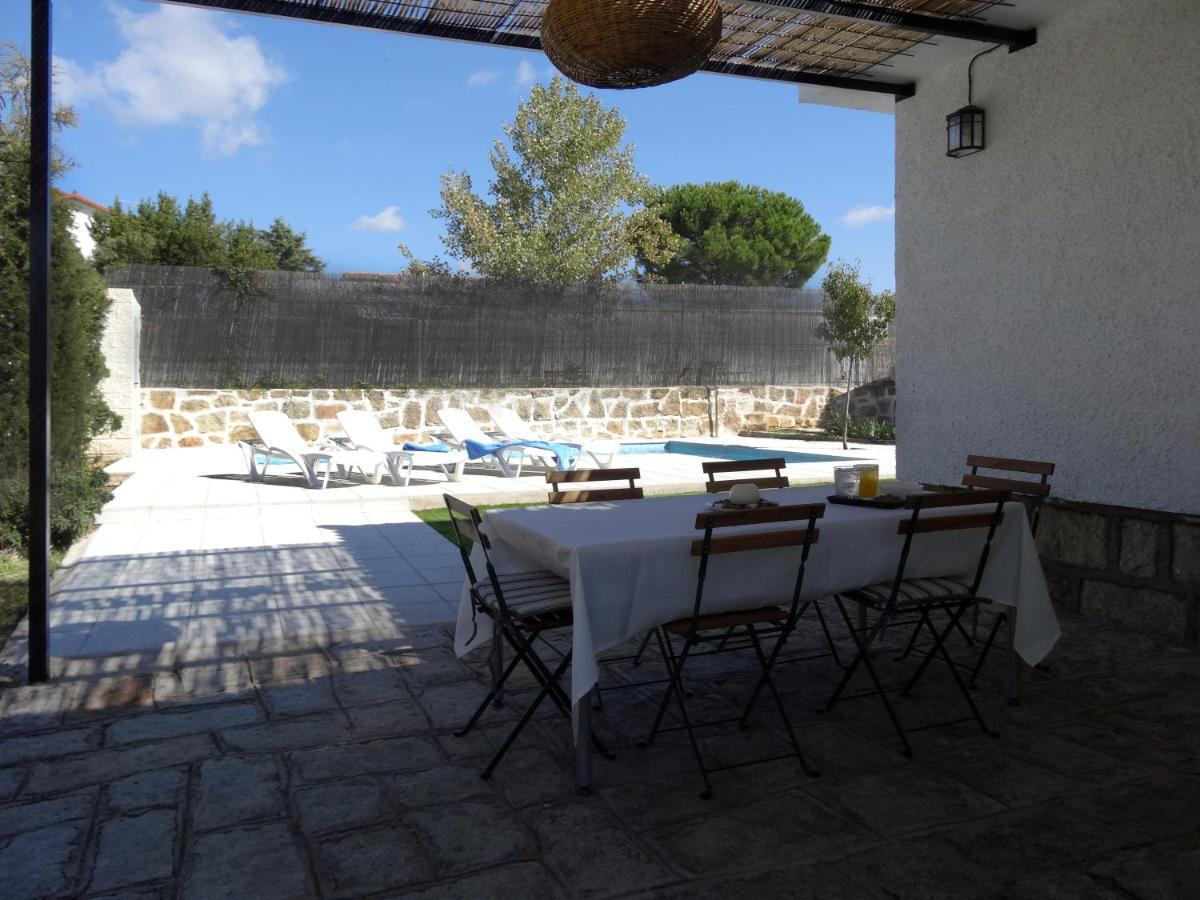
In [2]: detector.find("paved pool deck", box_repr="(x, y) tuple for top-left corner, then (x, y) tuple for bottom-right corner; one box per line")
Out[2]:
(1, 437), (894, 675)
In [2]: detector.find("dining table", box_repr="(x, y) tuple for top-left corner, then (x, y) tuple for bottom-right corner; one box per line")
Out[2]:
(454, 483), (1060, 792)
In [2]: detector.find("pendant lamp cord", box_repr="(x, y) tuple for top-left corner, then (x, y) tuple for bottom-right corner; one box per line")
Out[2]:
(967, 43), (1002, 104)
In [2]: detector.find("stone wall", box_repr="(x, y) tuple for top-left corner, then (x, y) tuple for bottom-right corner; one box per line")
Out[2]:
(137, 383), (895, 450)
(1038, 500), (1200, 644)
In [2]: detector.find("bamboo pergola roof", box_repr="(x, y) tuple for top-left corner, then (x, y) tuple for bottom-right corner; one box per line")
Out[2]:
(167, 1), (1035, 98)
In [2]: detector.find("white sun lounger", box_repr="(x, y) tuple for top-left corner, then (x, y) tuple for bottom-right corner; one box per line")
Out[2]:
(246, 411), (382, 489)
(486, 405), (621, 469)
(436, 407), (557, 477)
(336, 410), (466, 487)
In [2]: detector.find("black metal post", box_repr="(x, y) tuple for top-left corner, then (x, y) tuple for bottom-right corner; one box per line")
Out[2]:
(28, 0), (53, 684)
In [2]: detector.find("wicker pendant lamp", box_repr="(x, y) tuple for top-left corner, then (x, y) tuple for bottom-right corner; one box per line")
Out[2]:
(541, 0), (724, 90)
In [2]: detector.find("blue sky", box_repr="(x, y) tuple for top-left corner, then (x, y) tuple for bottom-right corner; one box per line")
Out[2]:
(7, 0), (897, 288)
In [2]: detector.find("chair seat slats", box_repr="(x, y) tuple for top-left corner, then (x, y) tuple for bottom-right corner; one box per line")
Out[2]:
(843, 577), (975, 610)
(664, 606), (787, 636)
(473, 570), (572, 618)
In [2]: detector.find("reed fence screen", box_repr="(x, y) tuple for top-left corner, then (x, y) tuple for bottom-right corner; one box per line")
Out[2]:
(108, 266), (896, 389)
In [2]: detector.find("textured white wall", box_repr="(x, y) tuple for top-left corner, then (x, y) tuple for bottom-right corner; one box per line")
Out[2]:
(90, 289), (141, 461)
(896, 0), (1200, 514)
(68, 208), (96, 260)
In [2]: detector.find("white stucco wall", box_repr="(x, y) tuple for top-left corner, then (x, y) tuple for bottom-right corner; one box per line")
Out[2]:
(895, 0), (1200, 514)
(68, 208), (96, 260)
(90, 288), (141, 462)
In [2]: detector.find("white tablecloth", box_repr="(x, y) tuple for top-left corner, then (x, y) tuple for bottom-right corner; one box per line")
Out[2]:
(454, 485), (1059, 706)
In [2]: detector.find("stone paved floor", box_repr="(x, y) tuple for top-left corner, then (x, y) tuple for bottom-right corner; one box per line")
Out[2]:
(2, 607), (1198, 898)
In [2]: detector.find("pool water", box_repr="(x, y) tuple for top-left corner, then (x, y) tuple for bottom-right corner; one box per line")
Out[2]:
(617, 441), (866, 465)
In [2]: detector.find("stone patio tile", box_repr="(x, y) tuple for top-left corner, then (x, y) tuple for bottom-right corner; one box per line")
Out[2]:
(652, 860), (870, 899)
(0, 821), (86, 899)
(1037, 720), (1194, 773)
(1086, 837), (1200, 899)
(804, 763), (1006, 835)
(650, 790), (869, 877)
(922, 743), (1080, 807)
(313, 822), (431, 898)
(937, 800), (1127, 875)
(1062, 774), (1200, 844)
(0, 725), (98, 766)
(1004, 728), (1149, 785)
(292, 776), (391, 834)
(105, 767), (187, 814)
(389, 646), (479, 687)
(474, 745), (579, 808)
(530, 800), (675, 897)
(0, 681), (83, 734)
(26, 734), (216, 795)
(0, 765), (25, 802)
(386, 764), (494, 808)
(332, 667), (411, 708)
(220, 711), (354, 752)
(390, 861), (565, 899)
(182, 822), (313, 900)
(791, 720), (910, 776)
(346, 698), (430, 737)
(835, 836), (985, 900)
(193, 755), (287, 831)
(247, 651), (332, 684)
(1001, 866), (1126, 899)
(409, 798), (537, 877)
(153, 661), (255, 706)
(288, 735), (444, 782)
(414, 680), (512, 730)
(0, 788), (99, 837)
(104, 701), (261, 744)
(88, 809), (177, 893)
(260, 678), (339, 719)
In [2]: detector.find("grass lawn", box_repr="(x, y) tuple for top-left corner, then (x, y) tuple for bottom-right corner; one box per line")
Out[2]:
(0, 550), (63, 652)
(414, 501), (539, 546)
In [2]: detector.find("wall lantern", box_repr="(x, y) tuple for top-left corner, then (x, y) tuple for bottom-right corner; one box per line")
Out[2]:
(946, 105), (985, 157)
(946, 44), (1000, 158)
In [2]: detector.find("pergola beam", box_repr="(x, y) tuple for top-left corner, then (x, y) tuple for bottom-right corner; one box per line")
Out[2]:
(164, 0), (915, 96)
(747, 1), (1037, 50)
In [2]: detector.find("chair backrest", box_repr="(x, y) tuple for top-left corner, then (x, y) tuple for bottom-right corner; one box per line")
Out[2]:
(961, 454), (1055, 534)
(487, 406), (534, 442)
(337, 410), (389, 452)
(702, 458), (790, 494)
(885, 489), (1010, 604)
(687, 503), (825, 632)
(443, 493), (493, 596)
(546, 468), (643, 504)
(248, 411), (309, 456)
(437, 407), (492, 445)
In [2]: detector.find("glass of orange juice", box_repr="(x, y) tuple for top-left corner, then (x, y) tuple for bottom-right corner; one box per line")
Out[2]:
(855, 464), (880, 499)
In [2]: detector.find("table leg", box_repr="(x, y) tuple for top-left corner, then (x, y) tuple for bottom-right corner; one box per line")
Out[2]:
(490, 637), (504, 708)
(1005, 607), (1021, 706)
(574, 688), (594, 795)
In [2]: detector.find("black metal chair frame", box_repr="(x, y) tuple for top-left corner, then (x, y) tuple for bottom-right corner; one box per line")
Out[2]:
(639, 503), (825, 798)
(443, 494), (612, 779)
(824, 490), (1009, 757)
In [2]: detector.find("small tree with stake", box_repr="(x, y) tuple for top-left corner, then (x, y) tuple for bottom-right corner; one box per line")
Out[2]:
(817, 261), (895, 450)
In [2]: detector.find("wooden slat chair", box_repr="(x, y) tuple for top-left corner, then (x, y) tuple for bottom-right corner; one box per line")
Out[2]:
(824, 490), (1009, 757)
(639, 503), (825, 798)
(546, 467), (644, 504)
(961, 455), (1055, 688)
(443, 494), (611, 779)
(702, 457), (790, 493)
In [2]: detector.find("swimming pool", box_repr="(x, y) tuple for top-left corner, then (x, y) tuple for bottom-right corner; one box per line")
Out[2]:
(617, 441), (866, 465)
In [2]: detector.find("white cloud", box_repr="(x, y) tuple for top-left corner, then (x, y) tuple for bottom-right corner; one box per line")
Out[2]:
(54, 5), (286, 155)
(467, 69), (501, 87)
(841, 204), (896, 227)
(515, 60), (537, 86)
(350, 206), (406, 232)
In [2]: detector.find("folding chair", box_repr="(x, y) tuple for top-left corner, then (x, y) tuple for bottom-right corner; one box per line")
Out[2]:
(443, 494), (611, 779)
(702, 457), (790, 493)
(824, 489), (1009, 757)
(639, 502), (825, 798)
(546, 467), (644, 504)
